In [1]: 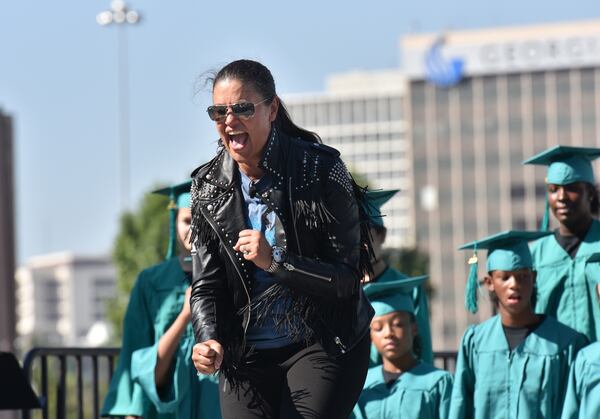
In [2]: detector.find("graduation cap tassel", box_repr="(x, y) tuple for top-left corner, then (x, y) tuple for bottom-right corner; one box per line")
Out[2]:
(166, 199), (177, 259)
(465, 245), (479, 314)
(540, 191), (550, 232)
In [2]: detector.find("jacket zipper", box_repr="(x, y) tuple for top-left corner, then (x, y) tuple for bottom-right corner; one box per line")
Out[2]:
(282, 262), (332, 282)
(288, 177), (303, 256)
(202, 208), (252, 341)
(334, 336), (347, 354)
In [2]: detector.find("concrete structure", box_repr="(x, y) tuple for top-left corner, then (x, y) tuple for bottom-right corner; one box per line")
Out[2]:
(285, 70), (415, 248)
(16, 253), (117, 347)
(285, 19), (600, 350)
(402, 20), (600, 348)
(0, 109), (16, 353)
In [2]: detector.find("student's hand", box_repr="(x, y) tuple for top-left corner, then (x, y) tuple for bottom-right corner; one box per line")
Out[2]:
(234, 229), (272, 270)
(180, 286), (191, 322)
(192, 340), (223, 375)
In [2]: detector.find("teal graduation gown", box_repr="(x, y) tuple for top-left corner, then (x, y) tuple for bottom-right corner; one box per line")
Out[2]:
(351, 361), (453, 419)
(101, 257), (220, 418)
(530, 219), (600, 342)
(369, 267), (433, 365)
(449, 315), (588, 419)
(561, 341), (600, 419)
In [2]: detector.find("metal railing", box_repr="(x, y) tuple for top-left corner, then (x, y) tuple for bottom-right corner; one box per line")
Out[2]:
(433, 350), (458, 372)
(21, 347), (119, 419)
(20, 346), (457, 418)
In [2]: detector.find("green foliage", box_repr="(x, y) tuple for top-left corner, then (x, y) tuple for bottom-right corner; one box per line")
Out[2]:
(107, 190), (170, 342)
(382, 247), (434, 299)
(349, 171), (372, 189)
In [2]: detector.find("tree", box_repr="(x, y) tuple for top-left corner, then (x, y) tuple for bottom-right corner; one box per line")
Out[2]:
(107, 190), (170, 342)
(382, 247), (434, 299)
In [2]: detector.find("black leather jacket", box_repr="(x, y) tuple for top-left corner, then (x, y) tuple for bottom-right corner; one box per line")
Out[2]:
(189, 127), (374, 383)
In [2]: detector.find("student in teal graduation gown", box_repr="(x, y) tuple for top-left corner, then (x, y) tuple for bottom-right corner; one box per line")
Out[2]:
(561, 282), (600, 419)
(362, 189), (433, 365)
(352, 276), (452, 419)
(450, 230), (588, 419)
(524, 146), (600, 342)
(101, 181), (220, 419)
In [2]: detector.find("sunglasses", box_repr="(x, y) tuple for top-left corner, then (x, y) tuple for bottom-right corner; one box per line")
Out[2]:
(207, 98), (271, 122)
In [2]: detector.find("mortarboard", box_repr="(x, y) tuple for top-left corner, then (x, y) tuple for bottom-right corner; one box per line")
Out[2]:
(363, 275), (428, 317)
(364, 189), (400, 228)
(153, 180), (192, 259)
(458, 230), (552, 314)
(523, 145), (600, 230)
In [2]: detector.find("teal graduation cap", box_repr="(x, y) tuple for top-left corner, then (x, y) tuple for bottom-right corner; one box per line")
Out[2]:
(365, 189), (400, 227)
(523, 145), (600, 230)
(363, 275), (428, 317)
(458, 230), (552, 314)
(153, 180), (192, 259)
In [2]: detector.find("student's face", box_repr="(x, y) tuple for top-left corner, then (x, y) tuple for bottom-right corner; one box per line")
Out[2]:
(547, 182), (593, 226)
(370, 311), (416, 361)
(176, 208), (192, 252)
(485, 269), (536, 315)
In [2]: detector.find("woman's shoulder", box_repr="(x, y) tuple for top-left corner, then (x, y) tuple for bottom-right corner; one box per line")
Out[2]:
(136, 257), (182, 290)
(190, 147), (226, 179)
(285, 134), (340, 158)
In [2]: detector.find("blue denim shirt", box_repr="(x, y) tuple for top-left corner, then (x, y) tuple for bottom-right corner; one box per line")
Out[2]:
(239, 169), (293, 349)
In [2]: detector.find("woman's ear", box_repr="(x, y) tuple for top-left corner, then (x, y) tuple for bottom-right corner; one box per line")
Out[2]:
(484, 274), (494, 292)
(269, 96), (280, 122)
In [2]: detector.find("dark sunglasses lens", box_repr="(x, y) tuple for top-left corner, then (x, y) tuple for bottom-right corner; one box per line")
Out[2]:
(207, 105), (227, 121)
(231, 102), (255, 117)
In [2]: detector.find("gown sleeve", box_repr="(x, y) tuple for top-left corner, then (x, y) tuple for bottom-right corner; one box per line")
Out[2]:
(131, 341), (180, 413)
(437, 372), (454, 419)
(561, 349), (585, 419)
(448, 326), (476, 419)
(414, 284), (433, 364)
(101, 274), (153, 417)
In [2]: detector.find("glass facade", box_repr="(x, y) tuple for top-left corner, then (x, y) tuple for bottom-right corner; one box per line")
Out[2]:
(285, 88), (414, 248)
(409, 67), (600, 349)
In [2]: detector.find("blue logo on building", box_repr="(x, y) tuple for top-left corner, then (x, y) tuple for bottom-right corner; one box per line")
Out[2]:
(424, 36), (464, 88)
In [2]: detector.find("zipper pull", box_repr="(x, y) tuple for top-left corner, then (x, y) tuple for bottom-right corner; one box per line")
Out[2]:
(334, 336), (347, 354)
(283, 262), (295, 271)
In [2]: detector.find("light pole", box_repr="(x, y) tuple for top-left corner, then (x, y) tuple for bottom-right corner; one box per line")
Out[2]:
(97, 1), (140, 211)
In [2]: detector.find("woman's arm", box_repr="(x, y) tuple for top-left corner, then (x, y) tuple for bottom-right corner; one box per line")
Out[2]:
(274, 158), (362, 299)
(236, 157), (362, 300)
(154, 287), (191, 390)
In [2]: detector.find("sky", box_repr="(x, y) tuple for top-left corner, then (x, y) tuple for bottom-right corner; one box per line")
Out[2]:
(1, 0), (599, 263)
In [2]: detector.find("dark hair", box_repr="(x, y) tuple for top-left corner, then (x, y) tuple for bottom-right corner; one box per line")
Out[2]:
(409, 313), (422, 359)
(211, 59), (321, 144)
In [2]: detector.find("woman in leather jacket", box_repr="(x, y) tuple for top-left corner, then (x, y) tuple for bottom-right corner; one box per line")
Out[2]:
(190, 59), (374, 419)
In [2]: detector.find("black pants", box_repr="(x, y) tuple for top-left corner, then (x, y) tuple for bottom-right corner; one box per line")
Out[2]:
(219, 333), (370, 419)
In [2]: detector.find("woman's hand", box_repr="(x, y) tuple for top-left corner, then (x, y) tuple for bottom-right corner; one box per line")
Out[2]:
(192, 340), (224, 375)
(233, 229), (272, 270)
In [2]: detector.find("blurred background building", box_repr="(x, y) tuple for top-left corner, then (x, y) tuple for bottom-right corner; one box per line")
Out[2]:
(0, 109), (16, 353)
(285, 70), (414, 248)
(287, 19), (600, 350)
(15, 253), (116, 348)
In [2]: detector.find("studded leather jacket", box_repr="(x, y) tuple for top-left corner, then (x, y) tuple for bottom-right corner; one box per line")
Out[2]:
(189, 127), (374, 384)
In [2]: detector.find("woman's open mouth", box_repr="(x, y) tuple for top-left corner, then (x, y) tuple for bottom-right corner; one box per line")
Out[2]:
(228, 131), (248, 151)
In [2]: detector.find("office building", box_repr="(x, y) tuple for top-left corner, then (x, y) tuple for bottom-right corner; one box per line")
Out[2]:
(16, 252), (117, 347)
